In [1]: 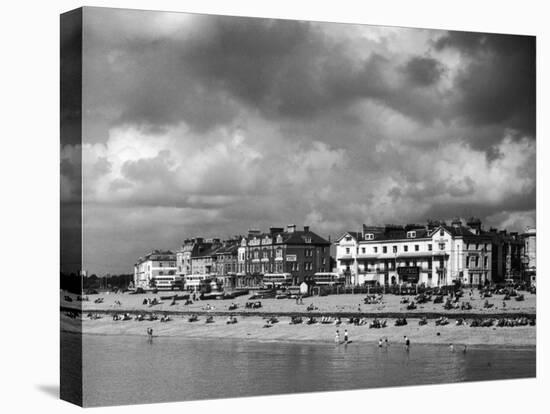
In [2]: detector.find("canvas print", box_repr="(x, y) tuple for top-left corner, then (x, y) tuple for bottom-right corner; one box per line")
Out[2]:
(60, 6), (536, 407)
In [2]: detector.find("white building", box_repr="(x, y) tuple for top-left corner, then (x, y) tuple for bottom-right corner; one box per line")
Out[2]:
(335, 232), (361, 285)
(521, 227), (536, 285)
(133, 250), (177, 289)
(335, 219), (494, 287)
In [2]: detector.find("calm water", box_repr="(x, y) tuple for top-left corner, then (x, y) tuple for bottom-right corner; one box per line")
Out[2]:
(66, 334), (535, 407)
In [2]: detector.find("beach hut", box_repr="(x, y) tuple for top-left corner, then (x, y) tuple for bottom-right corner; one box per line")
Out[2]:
(299, 282), (309, 295)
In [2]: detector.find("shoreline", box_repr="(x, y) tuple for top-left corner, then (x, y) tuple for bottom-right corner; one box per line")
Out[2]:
(62, 328), (536, 351)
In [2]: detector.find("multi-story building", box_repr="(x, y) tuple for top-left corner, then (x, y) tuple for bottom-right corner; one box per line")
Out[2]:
(521, 227), (536, 285)
(486, 229), (523, 283)
(215, 239), (240, 290)
(336, 218), (504, 287)
(174, 238), (222, 291)
(237, 225), (331, 288)
(175, 239), (197, 277)
(133, 250), (177, 289)
(190, 239), (221, 276)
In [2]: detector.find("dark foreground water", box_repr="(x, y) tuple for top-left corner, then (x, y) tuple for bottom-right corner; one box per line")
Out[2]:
(66, 334), (535, 407)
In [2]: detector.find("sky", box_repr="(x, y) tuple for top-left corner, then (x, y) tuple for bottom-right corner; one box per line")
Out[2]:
(61, 7), (536, 275)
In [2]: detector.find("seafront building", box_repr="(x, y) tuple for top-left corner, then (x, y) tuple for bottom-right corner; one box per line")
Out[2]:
(133, 250), (178, 289)
(237, 225), (331, 288)
(134, 219), (530, 291)
(335, 218), (523, 287)
(214, 240), (240, 290)
(175, 237), (241, 291)
(521, 227), (536, 285)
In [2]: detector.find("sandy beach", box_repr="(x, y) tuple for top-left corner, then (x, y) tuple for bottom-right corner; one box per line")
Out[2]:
(62, 313), (535, 347)
(62, 289), (536, 315)
(61, 289), (536, 346)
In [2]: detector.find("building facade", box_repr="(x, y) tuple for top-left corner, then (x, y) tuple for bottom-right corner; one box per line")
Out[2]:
(521, 227), (536, 285)
(214, 240), (240, 290)
(133, 250), (177, 289)
(236, 225), (331, 288)
(335, 219), (505, 287)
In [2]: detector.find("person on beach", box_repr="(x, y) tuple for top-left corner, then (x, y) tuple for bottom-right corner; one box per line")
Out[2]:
(449, 343), (454, 352)
(404, 336), (410, 351)
(463, 345), (467, 354)
(384, 338), (389, 347)
(335, 330), (340, 344)
(378, 338), (383, 347)
(147, 327), (153, 340)
(344, 329), (349, 344)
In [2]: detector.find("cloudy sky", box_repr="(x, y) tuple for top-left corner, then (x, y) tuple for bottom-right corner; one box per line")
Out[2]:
(62, 7), (536, 275)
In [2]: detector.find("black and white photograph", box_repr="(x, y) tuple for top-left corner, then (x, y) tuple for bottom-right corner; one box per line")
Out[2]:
(4, 1), (547, 412)
(57, 5), (539, 407)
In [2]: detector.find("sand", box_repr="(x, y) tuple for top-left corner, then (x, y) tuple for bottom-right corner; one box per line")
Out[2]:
(60, 287), (535, 346)
(61, 312), (535, 347)
(62, 289), (536, 315)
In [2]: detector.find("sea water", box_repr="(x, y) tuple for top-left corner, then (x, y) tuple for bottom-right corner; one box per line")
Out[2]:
(63, 333), (535, 406)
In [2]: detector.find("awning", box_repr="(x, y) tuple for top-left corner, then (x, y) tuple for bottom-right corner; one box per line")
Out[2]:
(356, 254), (379, 259)
(397, 252), (434, 258)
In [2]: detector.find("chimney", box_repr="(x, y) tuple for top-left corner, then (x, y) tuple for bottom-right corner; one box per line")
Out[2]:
(451, 217), (462, 228)
(304, 225), (310, 233)
(287, 224), (296, 233)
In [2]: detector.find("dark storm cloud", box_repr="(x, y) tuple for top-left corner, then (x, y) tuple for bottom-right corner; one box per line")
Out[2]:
(435, 31), (536, 140)
(420, 187), (536, 226)
(180, 20), (445, 124)
(401, 56), (445, 86)
(85, 11), (450, 135)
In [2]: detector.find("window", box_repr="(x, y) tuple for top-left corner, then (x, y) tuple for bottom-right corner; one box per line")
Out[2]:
(345, 247), (350, 254)
(345, 236), (352, 241)
(374, 247), (378, 253)
(428, 244), (432, 251)
(439, 243), (445, 250)
(383, 246), (387, 253)
(407, 231), (416, 239)
(440, 229), (445, 236)
(361, 247), (366, 254)
(404, 246), (408, 252)
(393, 246), (397, 253)
(484, 256), (488, 267)
(365, 233), (374, 240)
(304, 237), (312, 244)
(415, 245), (419, 251)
